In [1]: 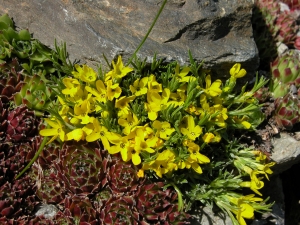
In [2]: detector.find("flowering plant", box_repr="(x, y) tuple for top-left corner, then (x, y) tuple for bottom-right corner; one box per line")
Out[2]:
(35, 50), (275, 224)
(39, 54), (267, 179)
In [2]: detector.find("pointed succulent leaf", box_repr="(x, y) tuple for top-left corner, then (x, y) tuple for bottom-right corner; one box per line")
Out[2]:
(2, 27), (18, 43)
(18, 29), (31, 41)
(0, 14), (14, 29)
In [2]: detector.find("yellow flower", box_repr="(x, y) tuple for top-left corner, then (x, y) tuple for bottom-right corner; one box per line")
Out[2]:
(72, 64), (97, 83)
(174, 64), (194, 83)
(240, 178), (264, 196)
(106, 80), (122, 101)
(148, 74), (162, 92)
(66, 128), (85, 142)
(85, 80), (107, 103)
(210, 104), (228, 128)
(109, 134), (141, 165)
(62, 78), (83, 101)
(105, 55), (133, 81)
(71, 94), (94, 125)
(85, 119), (112, 150)
(229, 195), (261, 225)
(185, 141), (210, 173)
(233, 116), (252, 129)
(57, 96), (70, 122)
(230, 63), (247, 79)
(199, 93), (210, 109)
(133, 128), (156, 154)
(143, 149), (177, 177)
(202, 132), (215, 143)
(186, 104), (201, 115)
(130, 77), (148, 96)
(180, 115), (202, 141)
(152, 120), (175, 140)
(252, 150), (267, 162)
(115, 95), (135, 116)
(168, 91), (186, 107)
(145, 88), (170, 120)
(118, 112), (139, 135)
(39, 118), (66, 144)
(204, 75), (222, 97)
(137, 169), (144, 178)
(256, 162), (276, 180)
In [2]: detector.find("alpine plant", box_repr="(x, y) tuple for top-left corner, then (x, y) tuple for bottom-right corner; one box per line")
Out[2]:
(37, 52), (273, 225)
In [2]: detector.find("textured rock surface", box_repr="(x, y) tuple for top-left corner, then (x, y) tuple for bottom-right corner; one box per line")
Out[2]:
(0, 0), (258, 77)
(34, 204), (58, 219)
(271, 132), (300, 174)
(190, 206), (233, 225)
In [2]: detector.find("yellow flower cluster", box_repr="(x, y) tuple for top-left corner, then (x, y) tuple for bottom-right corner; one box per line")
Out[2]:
(216, 192), (269, 225)
(40, 56), (257, 178)
(234, 149), (275, 196)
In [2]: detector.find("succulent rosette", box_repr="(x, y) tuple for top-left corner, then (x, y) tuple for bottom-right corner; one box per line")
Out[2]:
(54, 195), (99, 225)
(29, 141), (66, 204)
(0, 58), (24, 100)
(5, 105), (40, 142)
(14, 74), (54, 116)
(270, 50), (300, 98)
(99, 195), (140, 225)
(54, 141), (108, 196)
(136, 182), (190, 225)
(0, 176), (37, 222)
(274, 93), (299, 129)
(108, 154), (143, 196)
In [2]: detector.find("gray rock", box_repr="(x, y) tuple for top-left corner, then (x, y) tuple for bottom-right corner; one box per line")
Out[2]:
(0, 0), (258, 77)
(35, 204), (58, 219)
(271, 132), (300, 174)
(189, 206), (233, 225)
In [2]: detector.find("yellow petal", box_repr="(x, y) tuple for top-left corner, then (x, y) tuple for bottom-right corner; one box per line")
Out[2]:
(86, 132), (101, 142)
(100, 136), (111, 150)
(230, 63), (241, 76)
(132, 154), (141, 165)
(240, 203), (254, 219)
(205, 75), (212, 89)
(39, 128), (57, 137)
(44, 119), (60, 128)
(108, 145), (120, 154)
(192, 163), (203, 174)
(67, 129), (84, 141)
(236, 68), (247, 78)
(148, 111), (158, 121)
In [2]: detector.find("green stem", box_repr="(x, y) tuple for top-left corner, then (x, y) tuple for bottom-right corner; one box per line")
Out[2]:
(15, 136), (48, 179)
(126, 0), (168, 66)
(165, 182), (184, 212)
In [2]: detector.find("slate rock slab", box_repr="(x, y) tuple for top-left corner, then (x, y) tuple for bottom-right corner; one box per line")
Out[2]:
(0, 0), (258, 77)
(271, 132), (300, 174)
